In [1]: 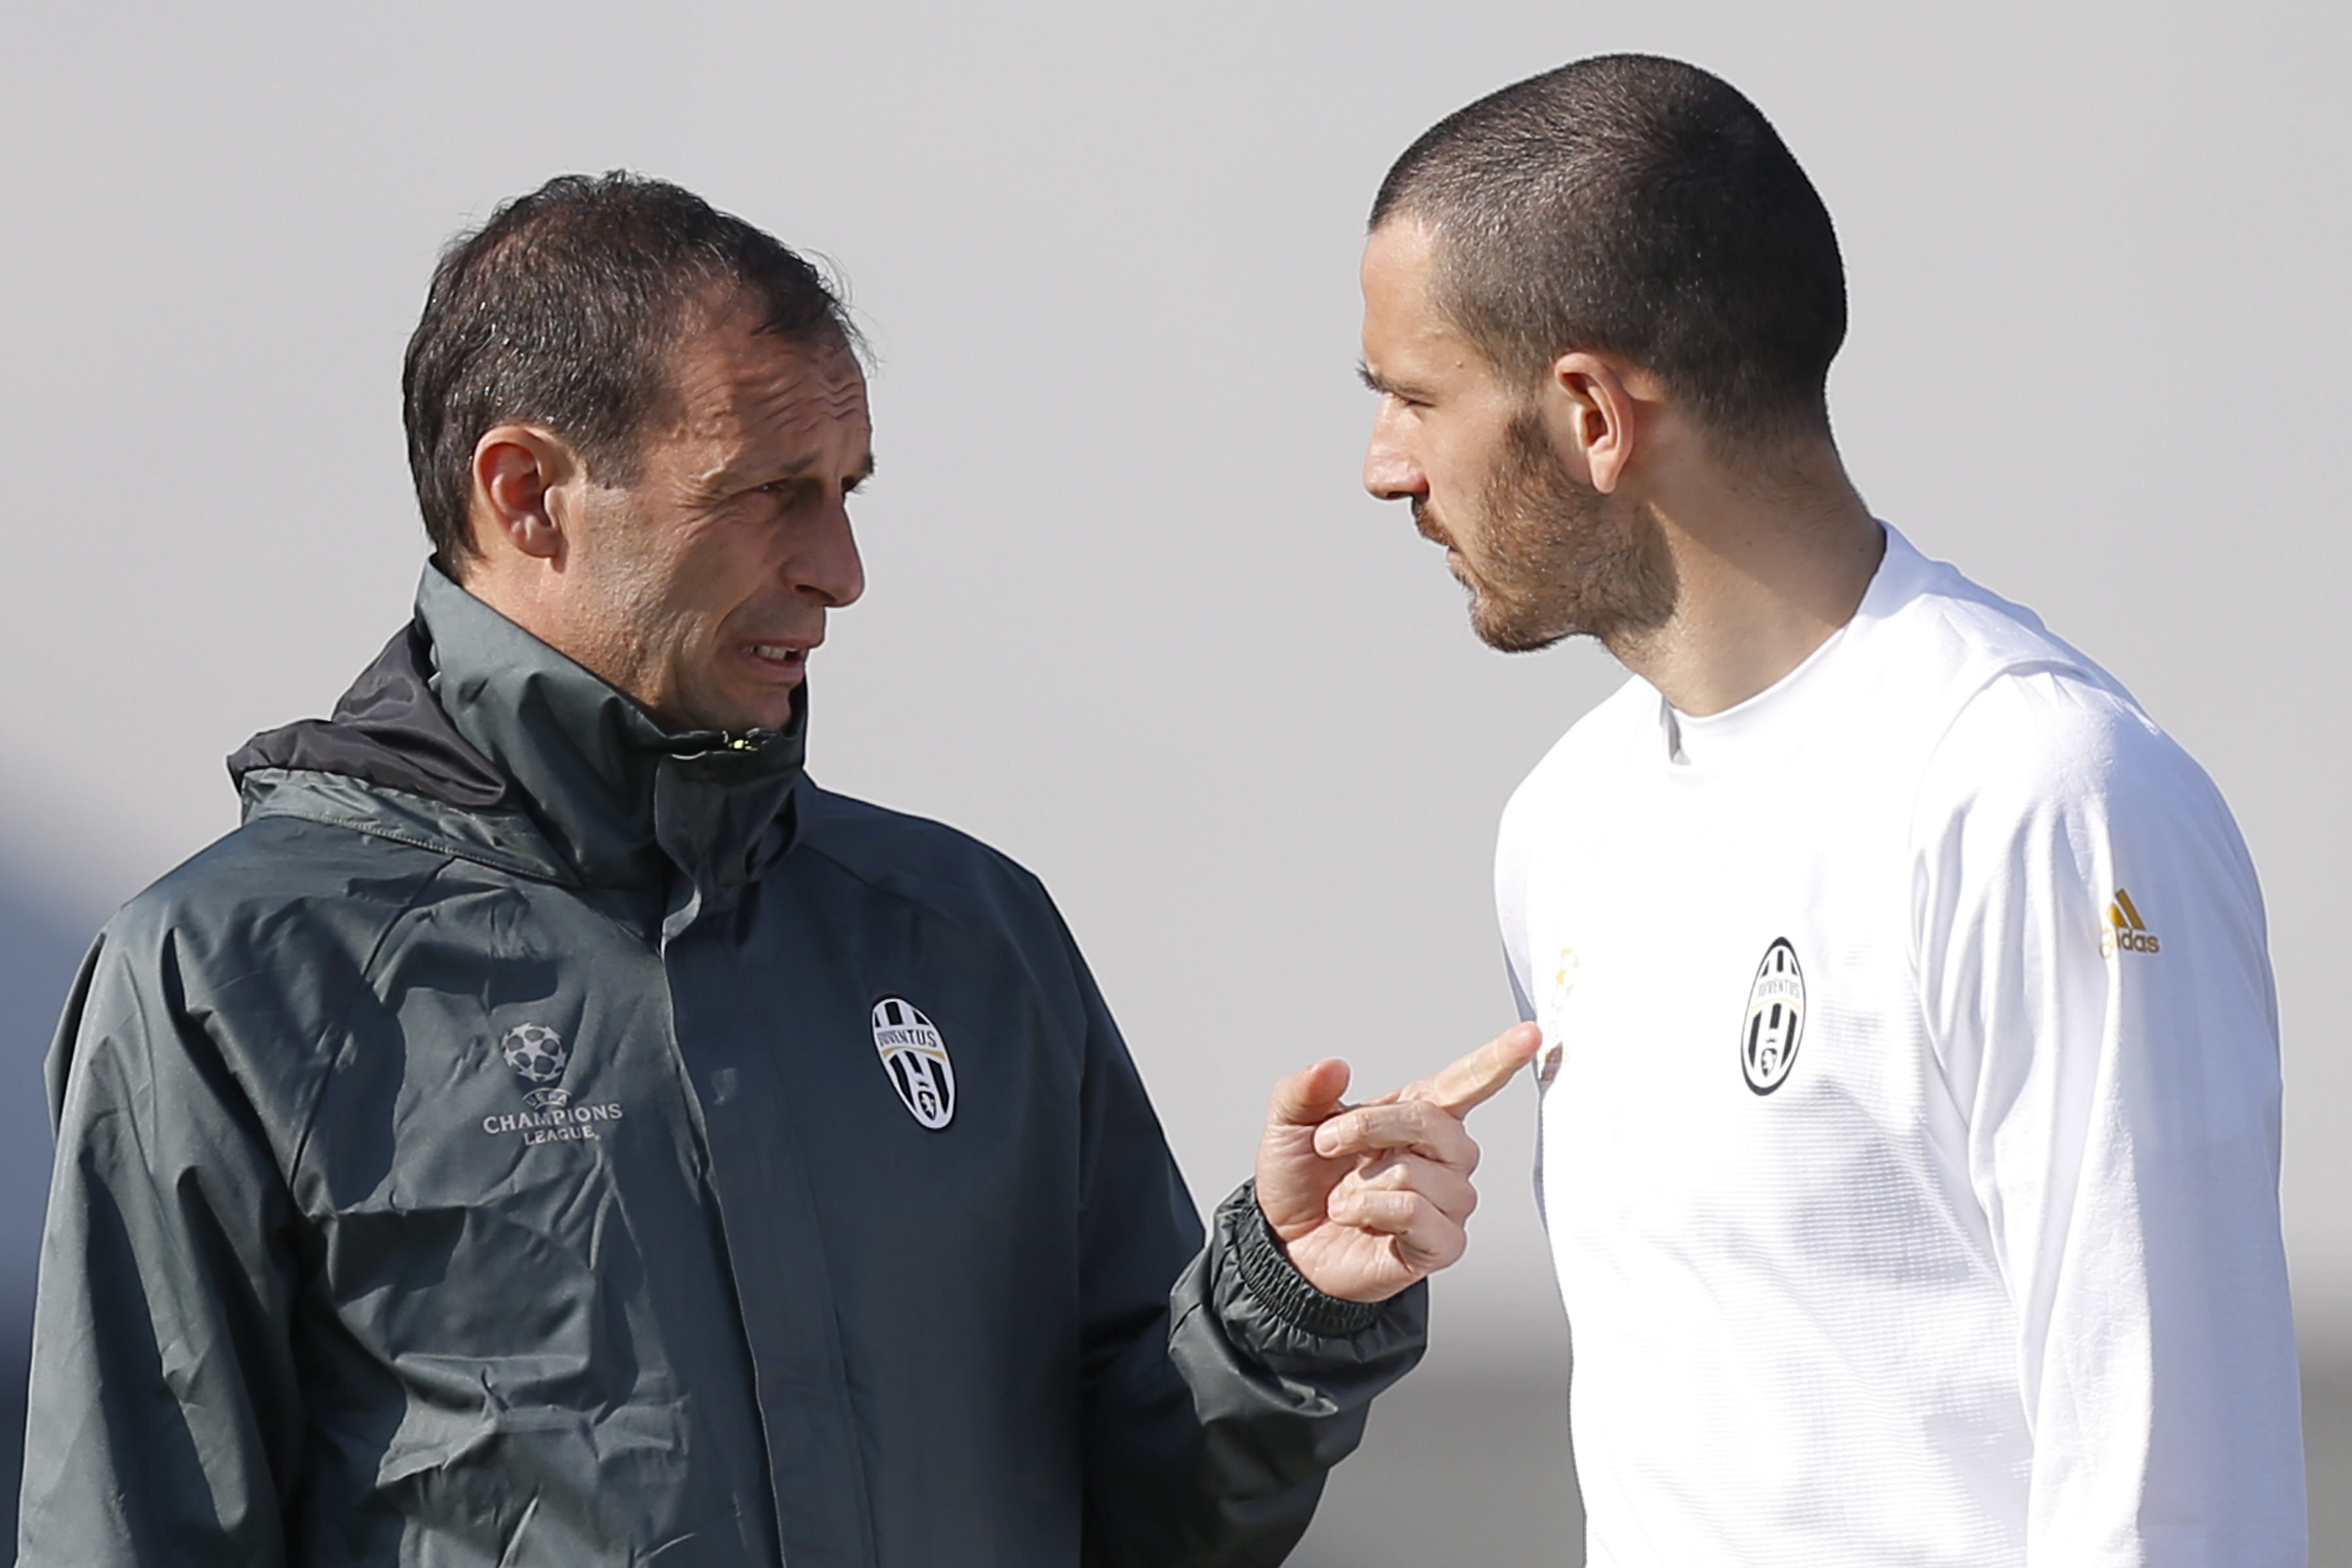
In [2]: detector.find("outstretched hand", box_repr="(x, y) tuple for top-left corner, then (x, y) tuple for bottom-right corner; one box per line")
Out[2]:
(1254, 1023), (1542, 1303)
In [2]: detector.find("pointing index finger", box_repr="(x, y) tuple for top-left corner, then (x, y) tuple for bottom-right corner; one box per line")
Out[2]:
(1402, 1023), (1543, 1118)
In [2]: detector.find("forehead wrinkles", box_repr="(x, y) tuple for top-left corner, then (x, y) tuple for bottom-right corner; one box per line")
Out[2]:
(671, 338), (868, 457)
(738, 347), (867, 436)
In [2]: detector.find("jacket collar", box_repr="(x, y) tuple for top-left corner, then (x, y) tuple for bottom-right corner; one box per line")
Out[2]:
(415, 564), (808, 911)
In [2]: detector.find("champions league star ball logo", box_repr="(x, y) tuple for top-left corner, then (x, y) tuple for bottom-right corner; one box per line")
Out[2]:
(500, 1022), (573, 1111)
(478, 1021), (622, 1145)
(1535, 947), (1578, 1087)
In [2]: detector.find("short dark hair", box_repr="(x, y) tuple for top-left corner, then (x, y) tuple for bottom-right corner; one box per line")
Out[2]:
(1371, 55), (1845, 453)
(402, 171), (858, 566)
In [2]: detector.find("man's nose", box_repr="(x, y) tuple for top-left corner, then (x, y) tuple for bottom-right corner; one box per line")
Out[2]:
(798, 500), (866, 608)
(1362, 403), (1425, 501)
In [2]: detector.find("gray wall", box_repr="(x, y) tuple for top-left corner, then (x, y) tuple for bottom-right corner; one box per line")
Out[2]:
(3, 1), (2342, 1557)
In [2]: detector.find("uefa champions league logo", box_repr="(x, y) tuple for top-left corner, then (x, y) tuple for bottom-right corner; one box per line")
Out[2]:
(478, 1021), (620, 1145)
(500, 1022), (572, 1111)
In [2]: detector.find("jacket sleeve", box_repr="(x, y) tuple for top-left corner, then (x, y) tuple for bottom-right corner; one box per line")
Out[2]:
(1062, 942), (1428, 1567)
(1912, 671), (2305, 1566)
(17, 923), (310, 1568)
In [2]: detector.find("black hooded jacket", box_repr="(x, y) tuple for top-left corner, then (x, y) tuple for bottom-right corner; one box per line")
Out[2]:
(18, 566), (1425, 1567)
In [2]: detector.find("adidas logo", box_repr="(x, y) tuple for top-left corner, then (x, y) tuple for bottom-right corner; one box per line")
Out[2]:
(2099, 887), (2161, 956)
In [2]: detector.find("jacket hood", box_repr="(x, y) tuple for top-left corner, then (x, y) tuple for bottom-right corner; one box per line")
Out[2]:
(231, 564), (809, 917)
(227, 619), (517, 810)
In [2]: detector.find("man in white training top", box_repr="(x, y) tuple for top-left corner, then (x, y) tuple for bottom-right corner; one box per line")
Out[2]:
(1356, 54), (2306, 1567)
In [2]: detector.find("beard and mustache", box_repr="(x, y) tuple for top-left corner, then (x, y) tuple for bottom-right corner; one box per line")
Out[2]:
(1414, 406), (1678, 655)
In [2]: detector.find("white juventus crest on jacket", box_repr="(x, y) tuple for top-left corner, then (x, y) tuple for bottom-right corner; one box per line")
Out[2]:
(1739, 939), (1806, 1095)
(872, 997), (956, 1130)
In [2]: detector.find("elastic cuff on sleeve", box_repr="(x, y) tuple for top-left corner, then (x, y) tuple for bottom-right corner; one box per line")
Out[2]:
(1230, 1182), (1388, 1338)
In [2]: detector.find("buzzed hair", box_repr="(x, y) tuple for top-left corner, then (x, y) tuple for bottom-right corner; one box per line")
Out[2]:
(1372, 54), (1846, 454)
(402, 172), (859, 568)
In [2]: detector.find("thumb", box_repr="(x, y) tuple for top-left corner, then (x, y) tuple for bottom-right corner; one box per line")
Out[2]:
(1265, 1058), (1352, 1129)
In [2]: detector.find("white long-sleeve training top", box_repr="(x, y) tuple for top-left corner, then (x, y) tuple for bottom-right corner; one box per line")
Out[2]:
(1497, 525), (2304, 1567)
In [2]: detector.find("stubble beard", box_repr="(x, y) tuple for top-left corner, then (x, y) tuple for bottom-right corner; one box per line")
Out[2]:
(1423, 407), (1678, 655)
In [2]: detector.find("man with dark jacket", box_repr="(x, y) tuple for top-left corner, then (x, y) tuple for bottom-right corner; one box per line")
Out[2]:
(18, 173), (1533, 1567)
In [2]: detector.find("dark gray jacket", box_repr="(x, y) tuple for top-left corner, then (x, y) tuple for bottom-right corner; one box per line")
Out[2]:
(19, 567), (1424, 1567)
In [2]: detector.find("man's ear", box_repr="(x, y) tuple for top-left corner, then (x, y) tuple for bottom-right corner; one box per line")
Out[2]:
(1543, 351), (1650, 495)
(467, 425), (583, 564)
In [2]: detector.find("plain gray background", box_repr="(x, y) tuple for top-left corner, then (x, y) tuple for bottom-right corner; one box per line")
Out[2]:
(2, 1), (2343, 1560)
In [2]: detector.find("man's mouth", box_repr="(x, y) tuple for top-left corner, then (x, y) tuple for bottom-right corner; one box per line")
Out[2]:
(745, 642), (814, 672)
(1411, 498), (1454, 550)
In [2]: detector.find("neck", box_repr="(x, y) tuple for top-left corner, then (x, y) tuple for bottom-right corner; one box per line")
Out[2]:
(1607, 436), (1882, 717)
